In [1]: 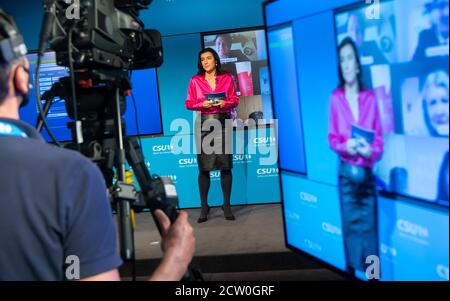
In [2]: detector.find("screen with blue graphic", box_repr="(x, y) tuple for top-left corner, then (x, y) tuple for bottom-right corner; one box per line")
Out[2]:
(20, 51), (163, 142)
(335, 0), (449, 205)
(267, 25), (307, 174)
(378, 196), (449, 280)
(202, 28), (274, 128)
(265, 0), (449, 281)
(281, 172), (347, 270)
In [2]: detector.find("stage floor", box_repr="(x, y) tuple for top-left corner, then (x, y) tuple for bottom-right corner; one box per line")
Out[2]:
(119, 204), (345, 281)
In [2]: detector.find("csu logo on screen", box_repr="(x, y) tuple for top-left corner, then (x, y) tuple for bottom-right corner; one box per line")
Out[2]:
(286, 210), (301, 222)
(233, 154), (252, 162)
(322, 222), (342, 236)
(256, 168), (279, 175)
(396, 219), (429, 238)
(178, 158), (197, 165)
(436, 264), (449, 280)
(380, 243), (397, 257)
(253, 137), (276, 145)
(299, 192), (318, 204)
(304, 239), (322, 252)
(152, 144), (174, 153)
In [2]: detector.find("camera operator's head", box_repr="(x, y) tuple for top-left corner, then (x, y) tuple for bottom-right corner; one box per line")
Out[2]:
(0, 9), (30, 119)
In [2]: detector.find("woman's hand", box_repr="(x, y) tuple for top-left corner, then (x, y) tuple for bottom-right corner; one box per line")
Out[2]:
(346, 138), (358, 156)
(213, 99), (226, 109)
(357, 138), (372, 159)
(202, 101), (214, 109)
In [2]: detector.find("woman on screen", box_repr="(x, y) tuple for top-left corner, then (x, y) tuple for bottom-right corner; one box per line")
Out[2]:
(185, 48), (239, 223)
(413, 0), (449, 61)
(328, 37), (384, 276)
(422, 70), (449, 137)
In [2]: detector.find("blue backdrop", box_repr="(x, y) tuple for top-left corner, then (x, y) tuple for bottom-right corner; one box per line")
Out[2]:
(139, 127), (280, 208)
(378, 197), (449, 281)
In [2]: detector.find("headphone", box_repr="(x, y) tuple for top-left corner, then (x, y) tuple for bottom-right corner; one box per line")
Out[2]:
(0, 9), (30, 107)
(0, 9), (27, 64)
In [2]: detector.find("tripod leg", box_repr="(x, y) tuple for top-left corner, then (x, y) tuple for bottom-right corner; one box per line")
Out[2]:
(112, 87), (135, 264)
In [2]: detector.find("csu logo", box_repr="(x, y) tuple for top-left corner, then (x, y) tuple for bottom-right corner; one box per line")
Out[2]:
(178, 158), (197, 165)
(380, 243), (397, 257)
(233, 154), (252, 161)
(299, 192), (318, 204)
(396, 219), (429, 238)
(304, 239), (322, 252)
(153, 144), (174, 152)
(286, 210), (301, 222)
(253, 137), (276, 145)
(322, 222), (342, 236)
(210, 171), (221, 178)
(257, 168), (279, 175)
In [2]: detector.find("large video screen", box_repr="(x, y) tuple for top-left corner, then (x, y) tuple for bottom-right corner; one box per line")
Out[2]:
(202, 27), (274, 128)
(335, 0), (449, 206)
(20, 51), (163, 142)
(265, 0), (449, 281)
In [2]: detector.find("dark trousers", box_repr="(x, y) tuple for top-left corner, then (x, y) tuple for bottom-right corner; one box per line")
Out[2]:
(338, 162), (379, 272)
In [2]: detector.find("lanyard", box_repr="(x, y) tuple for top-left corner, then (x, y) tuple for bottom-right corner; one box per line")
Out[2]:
(0, 120), (28, 138)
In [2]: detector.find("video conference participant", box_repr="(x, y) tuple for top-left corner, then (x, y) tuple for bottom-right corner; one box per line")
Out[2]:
(0, 9), (195, 281)
(413, 0), (449, 61)
(185, 48), (239, 223)
(328, 38), (384, 276)
(215, 34), (248, 63)
(422, 70), (449, 137)
(214, 33), (247, 104)
(345, 13), (388, 65)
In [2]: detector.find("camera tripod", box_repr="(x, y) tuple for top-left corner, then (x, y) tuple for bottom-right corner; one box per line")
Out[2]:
(37, 69), (203, 281)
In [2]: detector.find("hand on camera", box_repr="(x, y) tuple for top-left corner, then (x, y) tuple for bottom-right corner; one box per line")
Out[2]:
(152, 210), (196, 281)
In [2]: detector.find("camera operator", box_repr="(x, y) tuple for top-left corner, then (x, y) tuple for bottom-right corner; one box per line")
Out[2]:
(0, 9), (195, 281)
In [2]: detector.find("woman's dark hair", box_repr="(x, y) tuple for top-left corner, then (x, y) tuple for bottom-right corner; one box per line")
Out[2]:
(197, 48), (223, 76)
(437, 151), (449, 202)
(337, 37), (364, 91)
